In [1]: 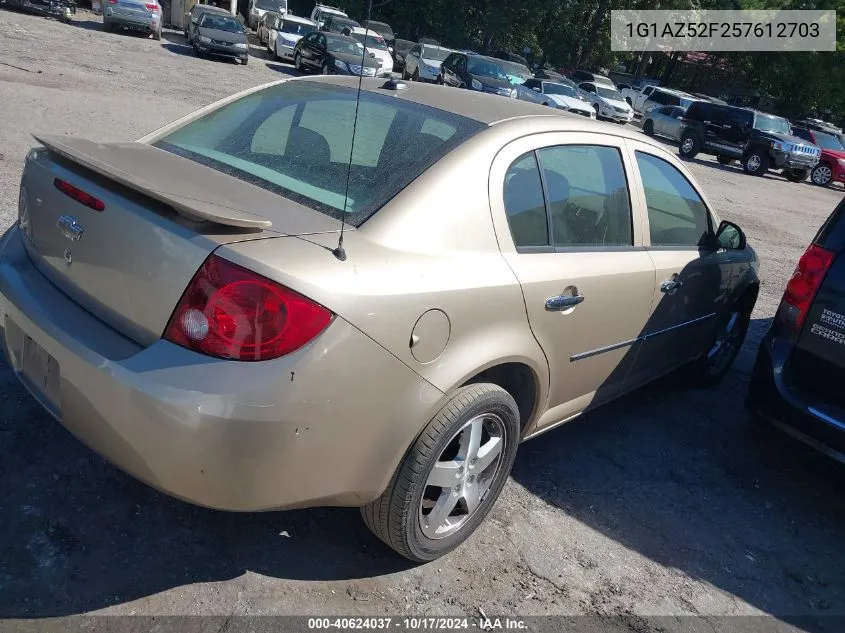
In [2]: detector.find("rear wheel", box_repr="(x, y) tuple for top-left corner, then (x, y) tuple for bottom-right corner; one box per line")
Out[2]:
(153, 25), (162, 41)
(717, 155), (734, 165)
(679, 132), (700, 158)
(643, 119), (654, 136)
(102, 19), (112, 32)
(361, 383), (520, 562)
(784, 169), (808, 183)
(412, 69), (419, 82)
(294, 52), (302, 71)
(811, 163), (833, 187)
(241, 57), (249, 65)
(321, 62), (330, 75)
(592, 103), (600, 117)
(193, 42), (203, 58)
(742, 150), (769, 175)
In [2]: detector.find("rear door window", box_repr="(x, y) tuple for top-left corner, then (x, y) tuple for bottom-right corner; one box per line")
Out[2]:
(503, 153), (549, 248)
(154, 81), (484, 226)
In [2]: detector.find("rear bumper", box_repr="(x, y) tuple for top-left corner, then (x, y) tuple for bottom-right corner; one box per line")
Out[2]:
(275, 42), (296, 60)
(601, 109), (634, 122)
(0, 226), (442, 511)
(746, 332), (845, 463)
(104, 10), (160, 30)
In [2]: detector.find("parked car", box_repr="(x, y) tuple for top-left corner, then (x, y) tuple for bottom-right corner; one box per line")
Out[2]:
(638, 88), (698, 116)
(438, 52), (516, 99)
(792, 126), (845, 188)
(391, 38), (415, 72)
(341, 27), (393, 77)
(320, 13), (359, 34)
(192, 12), (250, 65)
(255, 9), (279, 45)
(6, 77), (758, 563)
(641, 105), (687, 141)
(103, 0), (162, 40)
(267, 13), (316, 62)
(577, 82), (634, 123)
(247, 0), (286, 31)
(678, 102), (821, 181)
(493, 50), (529, 66)
(185, 3), (231, 43)
(402, 42), (452, 82)
(569, 69), (615, 88)
(364, 19), (394, 49)
(522, 78), (595, 118)
(497, 59), (533, 86)
(309, 2), (345, 29)
(533, 67), (565, 81)
(747, 198), (845, 463)
(619, 81), (661, 107)
(293, 31), (378, 76)
(4, 0), (75, 22)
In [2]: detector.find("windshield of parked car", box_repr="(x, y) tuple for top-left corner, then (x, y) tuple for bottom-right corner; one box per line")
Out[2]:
(326, 35), (364, 55)
(350, 32), (388, 50)
(421, 45), (450, 61)
(812, 131), (845, 151)
(754, 113), (791, 134)
(200, 14), (242, 32)
(467, 57), (508, 80)
(499, 61), (532, 80)
(281, 19), (313, 35)
(153, 81), (484, 227)
(543, 82), (578, 97)
(255, 0), (284, 10)
(596, 86), (624, 101)
(330, 17), (358, 30)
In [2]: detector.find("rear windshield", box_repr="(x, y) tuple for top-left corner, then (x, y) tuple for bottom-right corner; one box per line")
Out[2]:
(153, 81), (484, 226)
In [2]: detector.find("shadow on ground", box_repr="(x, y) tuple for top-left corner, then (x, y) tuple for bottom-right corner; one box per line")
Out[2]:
(0, 315), (843, 624)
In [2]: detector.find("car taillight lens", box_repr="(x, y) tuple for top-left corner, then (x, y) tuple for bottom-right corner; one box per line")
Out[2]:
(145, 3), (158, 10)
(164, 254), (332, 361)
(53, 178), (105, 211)
(107, 0), (117, 4)
(778, 243), (835, 332)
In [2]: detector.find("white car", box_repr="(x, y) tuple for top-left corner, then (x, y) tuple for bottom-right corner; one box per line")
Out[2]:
(402, 42), (452, 82)
(268, 14), (317, 61)
(310, 3), (346, 30)
(522, 78), (596, 119)
(342, 27), (393, 77)
(577, 81), (634, 124)
(248, 0), (286, 31)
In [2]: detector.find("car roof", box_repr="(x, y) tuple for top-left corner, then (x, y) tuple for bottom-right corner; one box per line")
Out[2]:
(194, 4), (231, 14)
(289, 76), (665, 131)
(350, 27), (381, 36)
(284, 14), (315, 24)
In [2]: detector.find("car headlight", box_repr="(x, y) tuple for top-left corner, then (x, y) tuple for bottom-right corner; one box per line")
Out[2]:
(334, 59), (348, 72)
(199, 35), (211, 44)
(471, 78), (483, 90)
(234, 42), (248, 49)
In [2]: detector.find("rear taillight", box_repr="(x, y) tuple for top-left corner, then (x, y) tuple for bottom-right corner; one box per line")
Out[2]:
(53, 178), (105, 212)
(164, 255), (332, 361)
(107, 0), (117, 4)
(144, 3), (159, 10)
(778, 243), (835, 332)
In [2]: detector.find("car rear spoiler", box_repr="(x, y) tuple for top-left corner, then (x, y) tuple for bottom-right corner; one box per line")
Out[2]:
(32, 134), (273, 230)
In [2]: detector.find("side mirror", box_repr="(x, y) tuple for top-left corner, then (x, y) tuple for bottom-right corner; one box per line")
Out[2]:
(713, 220), (746, 250)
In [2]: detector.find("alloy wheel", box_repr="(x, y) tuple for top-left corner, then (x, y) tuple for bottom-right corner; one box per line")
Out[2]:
(746, 155), (762, 172)
(419, 413), (506, 540)
(813, 165), (832, 185)
(681, 138), (695, 154)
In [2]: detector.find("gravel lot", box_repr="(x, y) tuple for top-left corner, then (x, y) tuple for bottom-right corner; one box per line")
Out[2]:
(1, 8), (845, 630)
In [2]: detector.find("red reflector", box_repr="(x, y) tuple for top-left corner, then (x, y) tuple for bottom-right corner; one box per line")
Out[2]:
(779, 243), (835, 332)
(53, 178), (105, 212)
(164, 255), (333, 361)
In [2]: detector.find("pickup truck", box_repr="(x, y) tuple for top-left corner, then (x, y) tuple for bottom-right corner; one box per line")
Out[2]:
(619, 82), (659, 109)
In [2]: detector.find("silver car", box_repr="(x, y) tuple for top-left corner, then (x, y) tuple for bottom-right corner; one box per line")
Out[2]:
(642, 105), (686, 141)
(103, 0), (163, 40)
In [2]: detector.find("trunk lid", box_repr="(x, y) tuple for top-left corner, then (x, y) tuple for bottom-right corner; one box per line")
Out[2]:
(20, 136), (339, 346)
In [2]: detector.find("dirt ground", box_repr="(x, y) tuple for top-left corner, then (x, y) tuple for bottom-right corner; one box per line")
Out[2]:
(1, 8), (844, 630)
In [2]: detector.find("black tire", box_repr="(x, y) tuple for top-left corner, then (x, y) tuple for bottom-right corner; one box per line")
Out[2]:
(643, 119), (654, 136)
(785, 169), (808, 183)
(688, 292), (754, 387)
(679, 132), (700, 158)
(294, 52), (302, 71)
(717, 155), (734, 165)
(436, 74), (444, 85)
(241, 57), (248, 65)
(593, 103), (600, 118)
(361, 383), (520, 562)
(193, 43), (203, 58)
(412, 69), (419, 82)
(153, 25), (161, 41)
(102, 19), (112, 32)
(742, 149), (769, 175)
(811, 163), (834, 187)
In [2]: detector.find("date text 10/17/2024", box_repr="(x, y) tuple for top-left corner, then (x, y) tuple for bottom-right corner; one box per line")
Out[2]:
(307, 617), (528, 630)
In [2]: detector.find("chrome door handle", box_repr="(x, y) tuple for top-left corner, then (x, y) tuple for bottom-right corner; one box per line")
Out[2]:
(660, 277), (683, 295)
(545, 294), (585, 311)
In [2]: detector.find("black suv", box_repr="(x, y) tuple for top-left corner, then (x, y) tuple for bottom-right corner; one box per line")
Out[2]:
(438, 52), (516, 99)
(678, 101), (821, 181)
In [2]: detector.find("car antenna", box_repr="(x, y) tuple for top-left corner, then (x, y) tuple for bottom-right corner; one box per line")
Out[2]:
(333, 0), (374, 262)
